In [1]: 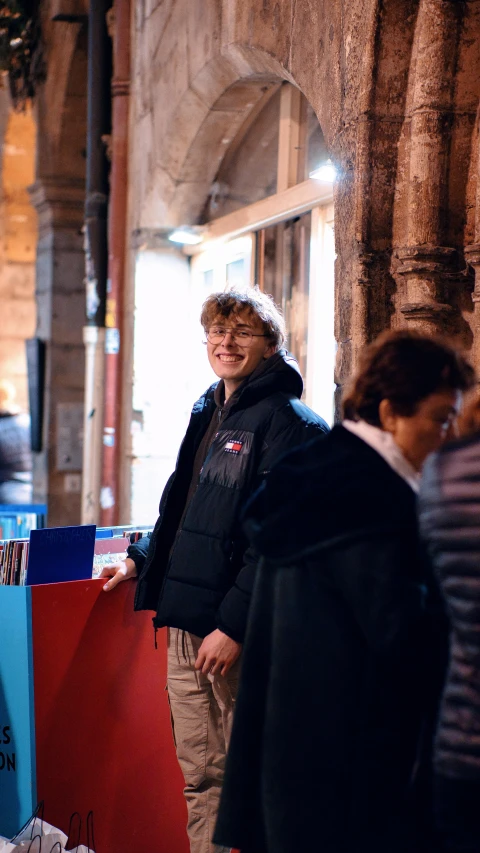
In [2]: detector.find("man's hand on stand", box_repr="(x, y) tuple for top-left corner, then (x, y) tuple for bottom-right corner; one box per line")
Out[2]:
(100, 557), (138, 591)
(195, 628), (242, 677)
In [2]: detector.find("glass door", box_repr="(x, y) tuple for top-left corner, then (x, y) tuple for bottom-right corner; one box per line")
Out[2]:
(255, 206), (335, 423)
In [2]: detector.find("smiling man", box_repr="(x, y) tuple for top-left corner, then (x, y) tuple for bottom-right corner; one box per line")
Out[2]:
(101, 286), (329, 853)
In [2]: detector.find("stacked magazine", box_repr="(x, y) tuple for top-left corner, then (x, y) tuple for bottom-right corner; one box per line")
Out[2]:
(0, 524), (154, 586)
(0, 539), (29, 585)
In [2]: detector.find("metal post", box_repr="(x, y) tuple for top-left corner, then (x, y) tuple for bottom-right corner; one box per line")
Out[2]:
(81, 0), (111, 524)
(100, 0), (130, 526)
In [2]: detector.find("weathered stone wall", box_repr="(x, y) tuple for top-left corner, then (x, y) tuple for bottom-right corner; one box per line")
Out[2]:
(129, 0), (480, 387)
(23, 0), (480, 523)
(390, 0), (480, 347)
(130, 0), (353, 230)
(129, 0), (380, 411)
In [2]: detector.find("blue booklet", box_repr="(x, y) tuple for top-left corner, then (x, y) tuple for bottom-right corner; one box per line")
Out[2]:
(26, 525), (96, 586)
(95, 527), (114, 539)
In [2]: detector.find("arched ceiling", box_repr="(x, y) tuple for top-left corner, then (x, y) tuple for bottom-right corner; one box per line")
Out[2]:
(200, 86), (329, 222)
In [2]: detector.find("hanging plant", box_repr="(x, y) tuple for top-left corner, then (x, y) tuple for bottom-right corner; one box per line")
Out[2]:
(0, 0), (44, 108)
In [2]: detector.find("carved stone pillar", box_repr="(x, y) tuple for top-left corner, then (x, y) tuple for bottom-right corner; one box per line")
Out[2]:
(396, 245), (456, 331)
(465, 243), (480, 371)
(28, 177), (86, 526)
(352, 247), (375, 363)
(464, 109), (480, 374)
(394, 0), (462, 333)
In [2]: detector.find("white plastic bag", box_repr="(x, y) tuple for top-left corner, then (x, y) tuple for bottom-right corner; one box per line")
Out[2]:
(0, 839), (17, 852)
(67, 810), (95, 853)
(17, 837), (64, 853)
(17, 839), (42, 853)
(38, 824), (67, 849)
(6, 808), (95, 853)
(13, 819), (67, 852)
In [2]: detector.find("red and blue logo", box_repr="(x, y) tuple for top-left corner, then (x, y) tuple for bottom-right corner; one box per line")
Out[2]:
(224, 440), (243, 454)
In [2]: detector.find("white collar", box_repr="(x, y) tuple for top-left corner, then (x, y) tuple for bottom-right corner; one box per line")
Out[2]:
(343, 419), (420, 493)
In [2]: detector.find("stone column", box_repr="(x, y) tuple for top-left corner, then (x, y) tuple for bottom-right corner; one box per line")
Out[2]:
(395, 0), (462, 333)
(28, 177), (86, 526)
(465, 243), (480, 370)
(465, 144), (480, 372)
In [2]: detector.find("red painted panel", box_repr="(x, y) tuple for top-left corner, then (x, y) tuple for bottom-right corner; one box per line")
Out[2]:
(31, 579), (188, 853)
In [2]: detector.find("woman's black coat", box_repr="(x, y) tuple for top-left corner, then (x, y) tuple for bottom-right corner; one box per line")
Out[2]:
(214, 426), (446, 853)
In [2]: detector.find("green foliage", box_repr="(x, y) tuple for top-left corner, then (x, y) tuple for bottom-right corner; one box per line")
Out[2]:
(0, 0), (44, 107)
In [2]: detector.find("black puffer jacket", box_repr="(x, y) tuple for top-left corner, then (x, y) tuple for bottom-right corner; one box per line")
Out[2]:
(129, 351), (328, 641)
(419, 433), (480, 782)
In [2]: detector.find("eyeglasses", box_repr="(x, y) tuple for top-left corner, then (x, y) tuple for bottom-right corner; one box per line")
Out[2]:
(206, 327), (268, 347)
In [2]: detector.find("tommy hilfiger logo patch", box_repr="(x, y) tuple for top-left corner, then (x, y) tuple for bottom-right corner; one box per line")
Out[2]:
(225, 440), (243, 454)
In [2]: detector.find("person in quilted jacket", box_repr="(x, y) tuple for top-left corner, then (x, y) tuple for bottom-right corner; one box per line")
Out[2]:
(419, 397), (480, 853)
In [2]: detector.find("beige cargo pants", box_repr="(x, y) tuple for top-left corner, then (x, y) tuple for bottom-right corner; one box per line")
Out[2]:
(167, 627), (241, 853)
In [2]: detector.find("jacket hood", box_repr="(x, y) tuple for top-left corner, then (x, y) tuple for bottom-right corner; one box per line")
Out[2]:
(243, 425), (416, 564)
(222, 349), (303, 410)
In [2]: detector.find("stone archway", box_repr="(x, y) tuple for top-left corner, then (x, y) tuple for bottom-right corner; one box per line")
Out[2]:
(134, 45), (301, 231)
(167, 76), (283, 225)
(126, 45), (335, 520)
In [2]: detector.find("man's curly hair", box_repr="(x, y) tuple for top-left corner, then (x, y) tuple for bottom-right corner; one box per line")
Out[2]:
(201, 286), (286, 350)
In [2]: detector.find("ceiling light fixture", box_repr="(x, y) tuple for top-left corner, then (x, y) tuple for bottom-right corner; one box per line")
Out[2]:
(309, 159), (337, 183)
(168, 228), (203, 246)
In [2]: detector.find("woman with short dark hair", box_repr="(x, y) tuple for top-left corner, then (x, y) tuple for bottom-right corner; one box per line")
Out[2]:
(214, 330), (475, 853)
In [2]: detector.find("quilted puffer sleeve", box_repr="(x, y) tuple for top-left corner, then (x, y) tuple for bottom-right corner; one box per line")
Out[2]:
(126, 534), (151, 574)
